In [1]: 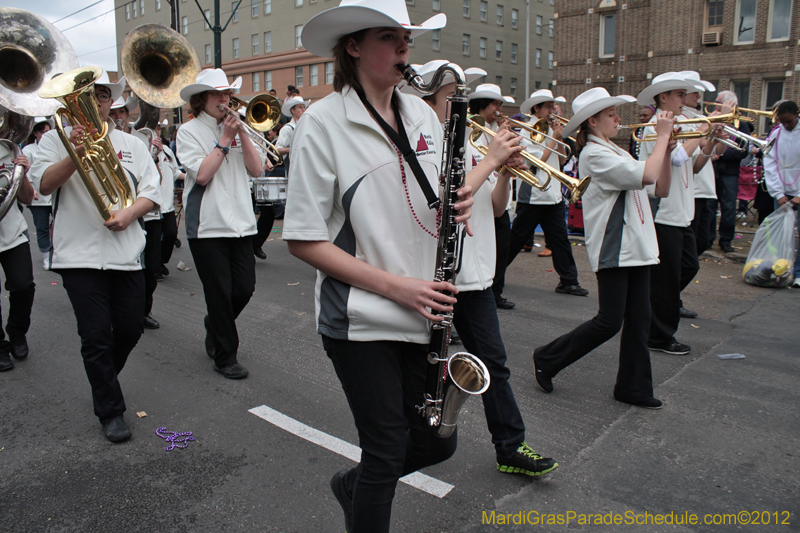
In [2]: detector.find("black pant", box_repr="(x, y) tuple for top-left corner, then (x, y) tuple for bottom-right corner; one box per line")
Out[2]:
(144, 219), (162, 316)
(715, 172), (739, 246)
(59, 269), (145, 422)
(507, 202), (579, 286)
(453, 287), (525, 455)
(535, 266), (654, 401)
(0, 242), (35, 353)
(323, 336), (457, 533)
(252, 205), (276, 250)
(188, 237), (255, 368)
(492, 211), (511, 302)
(690, 198), (715, 255)
(160, 211), (178, 265)
(649, 224), (699, 346)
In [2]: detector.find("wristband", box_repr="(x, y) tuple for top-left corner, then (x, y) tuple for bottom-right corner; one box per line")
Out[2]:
(214, 142), (230, 155)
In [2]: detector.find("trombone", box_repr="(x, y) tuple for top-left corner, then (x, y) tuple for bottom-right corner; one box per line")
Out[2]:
(682, 107), (775, 155)
(619, 115), (745, 151)
(495, 112), (573, 159)
(468, 116), (591, 202)
(221, 94), (283, 165)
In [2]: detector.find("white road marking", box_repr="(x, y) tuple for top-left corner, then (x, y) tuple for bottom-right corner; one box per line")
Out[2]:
(248, 405), (454, 498)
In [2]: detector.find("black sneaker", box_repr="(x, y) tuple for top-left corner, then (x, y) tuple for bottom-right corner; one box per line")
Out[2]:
(10, 336), (28, 360)
(497, 442), (558, 476)
(616, 396), (663, 410)
(648, 341), (690, 355)
(555, 283), (589, 297)
(720, 243), (734, 253)
(161, 265), (169, 276)
(496, 298), (516, 309)
(532, 353), (553, 393)
(679, 307), (698, 319)
(0, 351), (13, 372)
(253, 247), (267, 260)
(143, 315), (160, 329)
(101, 416), (131, 443)
(214, 363), (249, 379)
(330, 470), (353, 532)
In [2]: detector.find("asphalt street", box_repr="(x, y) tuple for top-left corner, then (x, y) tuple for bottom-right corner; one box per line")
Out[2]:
(1, 211), (798, 533)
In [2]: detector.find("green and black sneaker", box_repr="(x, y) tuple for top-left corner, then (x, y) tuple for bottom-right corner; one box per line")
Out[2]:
(497, 442), (558, 476)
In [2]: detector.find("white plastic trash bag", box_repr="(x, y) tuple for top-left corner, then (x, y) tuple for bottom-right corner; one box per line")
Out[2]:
(742, 203), (797, 288)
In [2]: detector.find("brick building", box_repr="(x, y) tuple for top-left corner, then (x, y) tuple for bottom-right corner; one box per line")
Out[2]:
(114, 0), (556, 123)
(553, 0), (799, 132)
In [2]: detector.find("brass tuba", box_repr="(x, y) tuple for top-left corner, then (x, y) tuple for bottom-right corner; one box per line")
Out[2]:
(0, 107), (34, 220)
(38, 66), (135, 221)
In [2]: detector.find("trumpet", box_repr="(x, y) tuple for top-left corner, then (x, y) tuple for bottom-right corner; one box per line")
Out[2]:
(221, 94), (283, 165)
(703, 102), (776, 124)
(682, 107), (775, 155)
(470, 116), (590, 202)
(496, 112), (573, 159)
(619, 115), (745, 151)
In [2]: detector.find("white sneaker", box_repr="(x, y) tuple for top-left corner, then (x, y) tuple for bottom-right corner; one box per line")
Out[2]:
(793, 279), (800, 288)
(42, 252), (49, 270)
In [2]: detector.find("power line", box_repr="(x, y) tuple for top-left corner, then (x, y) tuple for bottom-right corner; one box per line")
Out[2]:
(59, 5), (119, 33)
(51, 0), (107, 25)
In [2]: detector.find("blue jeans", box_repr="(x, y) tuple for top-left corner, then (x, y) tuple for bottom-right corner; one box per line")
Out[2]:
(453, 287), (525, 457)
(27, 205), (52, 252)
(715, 173), (739, 246)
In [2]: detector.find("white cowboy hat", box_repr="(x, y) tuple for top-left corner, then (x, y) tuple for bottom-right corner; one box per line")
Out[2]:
(468, 83), (504, 101)
(636, 72), (697, 106)
(563, 87), (636, 138)
(111, 95), (139, 112)
(179, 69), (242, 103)
(398, 60), (486, 94)
(282, 95), (311, 117)
(301, 0), (446, 59)
(33, 116), (55, 129)
(95, 72), (126, 102)
(519, 89), (566, 115)
(679, 71), (716, 94)
(503, 96), (515, 104)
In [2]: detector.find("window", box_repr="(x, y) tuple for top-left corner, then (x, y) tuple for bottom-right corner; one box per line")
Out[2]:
(204, 44), (211, 64)
(265, 71), (272, 91)
(734, 0), (756, 44)
(231, 2), (239, 22)
(156, 0), (161, 11)
(535, 81), (541, 90)
(510, 78), (517, 97)
(497, 5), (504, 25)
(731, 80), (751, 108)
(125, 4), (130, 20)
(296, 0), (303, 5)
(433, 0), (440, 10)
(548, 51), (554, 69)
(768, 0), (792, 41)
(480, 1), (488, 22)
(253, 72), (260, 92)
(325, 62), (334, 84)
(432, 29), (440, 50)
(252, 0), (258, 17)
(535, 48), (542, 68)
(407, 0), (415, 4)
(264, 0), (271, 15)
(140, 0), (144, 16)
(463, 34), (470, 55)
(707, 0), (724, 27)
(763, 80), (784, 108)
(264, 31), (272, 53)
(495, 75), (502, 87)
(182, 16), (188, 34)
(252, 34), (259, 55)
(496, 40), (503, 60)
(599, 14), (615, 57)
(549, 18), (554, 37)
(536, 15), (542, 34)
(295, 25), (303, 48)
(479, 37), (487, 58)
(295, 66), (303, 87)
(232, 38), (239, 58)
(132, 0), (137, 18)
(511, 43), (518, 63)
(463, 0), (470, 17)
(310, 64), (319, 86)
(204, 10), (211, 29)
(511, 9), (519, 29)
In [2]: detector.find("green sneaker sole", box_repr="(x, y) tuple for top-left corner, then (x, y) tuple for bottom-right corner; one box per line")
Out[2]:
(496, 462), (559, 476)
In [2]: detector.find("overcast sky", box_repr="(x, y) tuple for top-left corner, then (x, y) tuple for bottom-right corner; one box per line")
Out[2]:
(4, 0), (119, 73)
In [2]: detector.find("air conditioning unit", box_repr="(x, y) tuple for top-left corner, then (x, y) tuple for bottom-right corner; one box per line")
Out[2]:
(702, 31), (721, 45)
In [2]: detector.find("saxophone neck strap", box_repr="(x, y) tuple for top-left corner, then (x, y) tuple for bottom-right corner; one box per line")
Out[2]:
(355, 86), (440, 210)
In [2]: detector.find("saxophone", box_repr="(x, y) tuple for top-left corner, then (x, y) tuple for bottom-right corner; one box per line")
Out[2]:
(398, 63), (491, 439)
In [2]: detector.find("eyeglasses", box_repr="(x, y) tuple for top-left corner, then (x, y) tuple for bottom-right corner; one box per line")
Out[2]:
(94, 92), (112, 103)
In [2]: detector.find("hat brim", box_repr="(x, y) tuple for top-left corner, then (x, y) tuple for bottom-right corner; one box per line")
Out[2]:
(96, 75), (126, 103)
(282, 99), (311, 117)
(636, 80), (696, 106)
(301, 7), (446, 58)
(468, 90), (504, 101)
(563, 95), (637, 138)
(520, 96), (557, 115)
(34, 117), (55, 130)
(179, 77), (243, 103)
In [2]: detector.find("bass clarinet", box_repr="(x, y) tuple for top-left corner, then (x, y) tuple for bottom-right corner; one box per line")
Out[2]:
(398, 63), (491, 438)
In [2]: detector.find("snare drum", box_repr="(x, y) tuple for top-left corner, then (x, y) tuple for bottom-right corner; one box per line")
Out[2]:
(252, 177), (288, 205)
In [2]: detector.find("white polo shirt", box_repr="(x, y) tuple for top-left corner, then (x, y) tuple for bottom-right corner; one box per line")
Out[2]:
(158, 145), (182, 214)
(22, 143), (52, 206)
(0, 146), (30, 253)
(471, 120), (512, 212)
(579, 135), (659, 272)
(276, 118), (297, 150)
(29, 127), (161, 270)
(641, 117), (695, 227)
(283, 86), (444, 343)
(680, 114), (717, 200)
(764, 122), (800, 200)
(518, 124), (563, 205)
(177, 111), (263, 239)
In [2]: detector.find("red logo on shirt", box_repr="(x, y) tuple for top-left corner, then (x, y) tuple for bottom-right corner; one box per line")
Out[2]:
(472, 156), (478, 167)
(117, 151), (123, 160)
(231, 137), (238, 147)
(416, 134), (428, 152)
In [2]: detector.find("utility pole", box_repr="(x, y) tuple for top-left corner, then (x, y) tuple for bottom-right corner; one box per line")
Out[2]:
(195, 0), (241, 69)
(167, 0), (183, 125)
(525, 0), (530, 98)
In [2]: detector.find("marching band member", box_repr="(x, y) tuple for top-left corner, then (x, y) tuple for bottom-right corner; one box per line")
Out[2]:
(284, 1), (473, 530)
(507, 89), (589, 298)
(31, 71), (161, 441)
(409, 59), (559, 477)
(109, 94), (138, 133)
(176, 68), (265, 380)
(533, 88), (675, 408)
(23, 116), (55, 267)
(156, 133), (184, 279)
(0, 142), (36, 373)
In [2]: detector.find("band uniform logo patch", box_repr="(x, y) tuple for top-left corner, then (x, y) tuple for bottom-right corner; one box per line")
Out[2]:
(415, 133), (435, 156)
